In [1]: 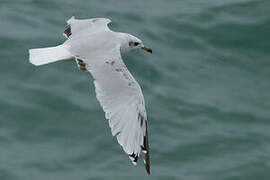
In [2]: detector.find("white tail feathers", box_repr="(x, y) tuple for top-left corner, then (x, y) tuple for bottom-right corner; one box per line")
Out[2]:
(29, 44), (72, 66)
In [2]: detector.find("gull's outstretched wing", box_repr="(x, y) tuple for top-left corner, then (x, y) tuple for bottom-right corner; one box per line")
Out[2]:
(81, 48), (150, 174)
(63, 16), (111, 38)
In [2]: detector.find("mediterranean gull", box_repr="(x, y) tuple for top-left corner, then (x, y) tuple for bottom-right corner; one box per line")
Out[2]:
(29, 16), (152, 174)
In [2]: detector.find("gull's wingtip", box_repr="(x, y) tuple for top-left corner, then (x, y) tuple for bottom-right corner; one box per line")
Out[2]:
(146, 167), (150, 175)
(142, 121), (151, 175)
(67, 16), (75, 24)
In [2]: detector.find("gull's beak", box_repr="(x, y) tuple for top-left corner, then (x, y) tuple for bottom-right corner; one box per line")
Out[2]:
(142, 46), (152, 53)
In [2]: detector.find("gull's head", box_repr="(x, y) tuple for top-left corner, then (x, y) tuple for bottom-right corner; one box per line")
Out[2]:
(120, 34), (152, 54)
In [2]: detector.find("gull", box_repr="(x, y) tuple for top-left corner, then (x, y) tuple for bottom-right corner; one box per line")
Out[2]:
(29, 16), (152, 174)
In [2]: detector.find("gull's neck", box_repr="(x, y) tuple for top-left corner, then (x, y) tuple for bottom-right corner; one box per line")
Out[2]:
(115, 32), (131, 54)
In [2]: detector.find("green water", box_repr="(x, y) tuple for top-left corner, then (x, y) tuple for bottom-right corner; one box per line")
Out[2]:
(1, 0), (270, 179)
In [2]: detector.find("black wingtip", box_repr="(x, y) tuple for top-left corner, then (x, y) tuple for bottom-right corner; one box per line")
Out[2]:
(142, 121), (150, 175)
(146, 166), (150, 175)
(64, 26), (71, 38)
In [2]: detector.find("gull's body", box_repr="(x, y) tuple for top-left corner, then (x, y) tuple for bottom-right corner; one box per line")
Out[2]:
(29, 17), (151, 174)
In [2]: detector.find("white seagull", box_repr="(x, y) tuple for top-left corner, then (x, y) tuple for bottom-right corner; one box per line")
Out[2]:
(29, 16), (152, 174)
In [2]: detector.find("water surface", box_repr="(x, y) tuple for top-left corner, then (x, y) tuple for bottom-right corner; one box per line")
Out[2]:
(0, 0), (270, 179)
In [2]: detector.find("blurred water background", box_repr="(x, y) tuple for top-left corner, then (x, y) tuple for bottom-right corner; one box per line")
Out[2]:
(0, 0), (270, 179)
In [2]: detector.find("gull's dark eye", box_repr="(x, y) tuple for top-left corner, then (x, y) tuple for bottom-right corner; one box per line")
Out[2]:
(134, 42), (139, 46)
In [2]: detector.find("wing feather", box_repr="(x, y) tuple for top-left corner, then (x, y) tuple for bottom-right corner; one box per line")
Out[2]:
(142, 121), (150, 174)
(87, 51), (150, 172)
(64, 16), (111, 38)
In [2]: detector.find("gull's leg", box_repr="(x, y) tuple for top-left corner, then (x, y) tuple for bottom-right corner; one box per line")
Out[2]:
(76, 58), (87, 71)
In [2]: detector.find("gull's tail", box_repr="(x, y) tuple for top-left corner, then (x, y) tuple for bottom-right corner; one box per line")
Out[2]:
(29, 44), (72, 66)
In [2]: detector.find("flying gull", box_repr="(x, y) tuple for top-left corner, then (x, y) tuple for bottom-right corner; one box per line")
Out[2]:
(29, 16), (152, 174)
